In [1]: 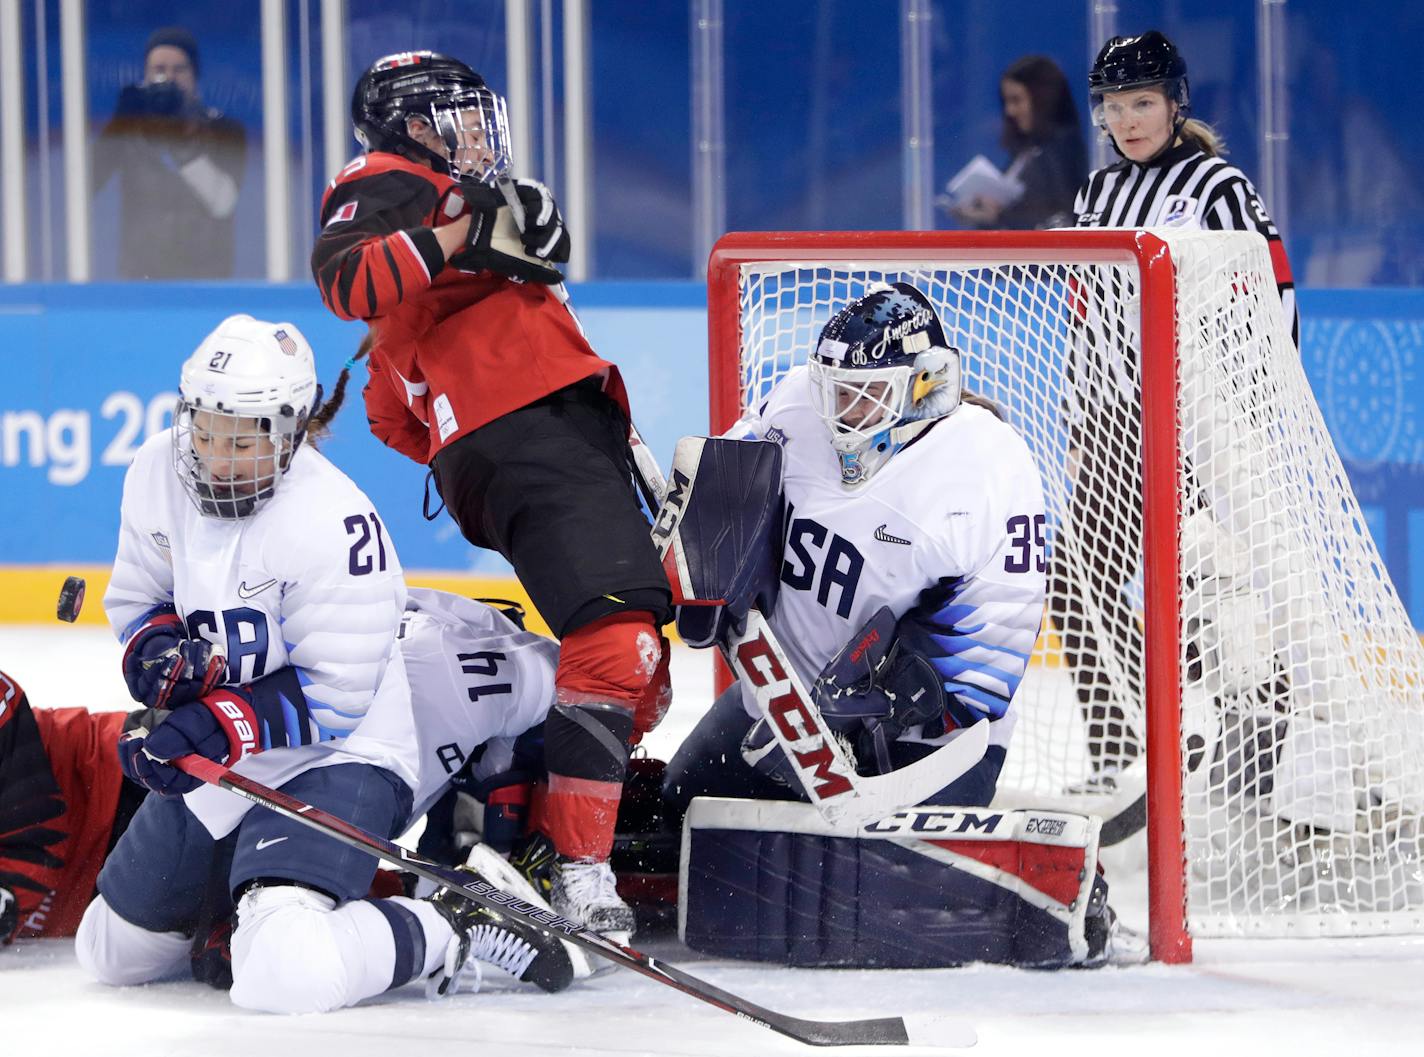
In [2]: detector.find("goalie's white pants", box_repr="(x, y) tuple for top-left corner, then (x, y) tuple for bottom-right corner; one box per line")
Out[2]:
(75, 887), (452, 1013)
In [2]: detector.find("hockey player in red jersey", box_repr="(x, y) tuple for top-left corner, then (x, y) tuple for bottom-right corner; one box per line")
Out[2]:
(311, 51), (671, 938)
(0, 671), (141, 943)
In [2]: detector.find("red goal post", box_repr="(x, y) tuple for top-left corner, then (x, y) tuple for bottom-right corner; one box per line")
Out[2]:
(706, 229), (1424, 964)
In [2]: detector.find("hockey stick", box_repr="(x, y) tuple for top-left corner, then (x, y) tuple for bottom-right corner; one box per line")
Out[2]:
(630, 426), (990, 828)
(173, 755), (973, 1048)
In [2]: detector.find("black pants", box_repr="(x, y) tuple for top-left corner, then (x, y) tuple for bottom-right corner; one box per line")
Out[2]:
(1048, 402), (1144, 770)
(432, 380), (671, 637)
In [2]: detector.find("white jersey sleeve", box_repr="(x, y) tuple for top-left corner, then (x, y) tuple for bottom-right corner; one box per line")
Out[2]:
(104, 433), (180, 640)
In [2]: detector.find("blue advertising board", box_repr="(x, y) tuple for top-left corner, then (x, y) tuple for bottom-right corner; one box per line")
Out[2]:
(1, 282), (1421, 627)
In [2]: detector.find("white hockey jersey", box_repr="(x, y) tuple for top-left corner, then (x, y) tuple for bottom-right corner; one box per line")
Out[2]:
(388, 588), (558, 822)
(104, 430), (415, 836)
(730, 368), (1047, 753)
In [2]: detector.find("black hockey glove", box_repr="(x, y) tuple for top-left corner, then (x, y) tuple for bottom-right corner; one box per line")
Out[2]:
(503, 178), (571, 264)
(443, 182), (564, 285)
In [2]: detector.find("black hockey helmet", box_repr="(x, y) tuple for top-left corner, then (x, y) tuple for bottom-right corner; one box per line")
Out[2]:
(1088, 30), (1190, 110)
(351, 50), (511, 182)
(815, 283), (951, 371)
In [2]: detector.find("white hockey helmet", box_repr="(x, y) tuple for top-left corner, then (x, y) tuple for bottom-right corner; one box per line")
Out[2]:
(173, 314), (322, 519)
(809, 282), (962, 488)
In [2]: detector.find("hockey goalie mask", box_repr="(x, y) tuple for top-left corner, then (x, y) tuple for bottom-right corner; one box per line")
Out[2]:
(809, 283), (962, 488)
(174, 315), (321, 520)
(353, 51), (511, 184)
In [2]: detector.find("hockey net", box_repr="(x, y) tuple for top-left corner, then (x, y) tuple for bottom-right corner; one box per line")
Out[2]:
(707, 229), (1424, 961)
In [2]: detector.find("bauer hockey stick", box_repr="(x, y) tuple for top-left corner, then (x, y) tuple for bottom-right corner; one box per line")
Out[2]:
(172, 755), (973, 1048)
(628, 425), (990, 829)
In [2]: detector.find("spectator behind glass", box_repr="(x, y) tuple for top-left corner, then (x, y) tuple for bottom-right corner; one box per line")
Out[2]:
(948, 55), (1087, 230)
(93, 27), (246, 279)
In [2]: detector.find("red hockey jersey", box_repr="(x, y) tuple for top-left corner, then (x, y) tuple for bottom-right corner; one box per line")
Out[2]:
(312, 152), (627, 464)
(0, 672), (126, 940)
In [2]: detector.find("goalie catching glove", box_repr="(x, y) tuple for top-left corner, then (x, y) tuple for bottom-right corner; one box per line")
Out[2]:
(741, 606), (948, 781)
(440, 180), (566, 285)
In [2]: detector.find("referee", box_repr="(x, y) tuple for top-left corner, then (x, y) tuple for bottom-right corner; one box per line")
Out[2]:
(1051, 30), (1297, 787)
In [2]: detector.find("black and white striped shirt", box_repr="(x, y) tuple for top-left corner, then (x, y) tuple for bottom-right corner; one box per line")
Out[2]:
(1074, 140), (1298, 346)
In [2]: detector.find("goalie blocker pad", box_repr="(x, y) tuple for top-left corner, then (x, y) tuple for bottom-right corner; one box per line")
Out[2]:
(651, 437), (785, 648)
(680, 798), (1108, 969)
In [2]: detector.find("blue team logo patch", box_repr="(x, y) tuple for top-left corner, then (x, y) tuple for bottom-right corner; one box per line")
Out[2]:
(151, 531), (171, 549)
(765, 426), (788, 446)
(1160, 194), (1199, 227)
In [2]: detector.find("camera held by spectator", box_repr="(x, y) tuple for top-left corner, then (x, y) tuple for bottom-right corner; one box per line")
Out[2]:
(94, 27), (247, 279)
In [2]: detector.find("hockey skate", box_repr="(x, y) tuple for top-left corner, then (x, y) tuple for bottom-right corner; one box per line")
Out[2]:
(462, 842), (595, 979)
(426, 867), (574, 998)
(551, 856), (637, 941)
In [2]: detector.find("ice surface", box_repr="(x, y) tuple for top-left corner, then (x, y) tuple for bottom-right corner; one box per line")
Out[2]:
(4, 628), (1423, 1056)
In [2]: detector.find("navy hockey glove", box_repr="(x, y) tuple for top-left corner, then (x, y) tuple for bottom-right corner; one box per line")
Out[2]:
(443, 182), (564, 285)
(117, 688), (260, 797)
(812, 606), (948, 774)
(507, 178), (571, 263)
(121, 606), (225, 710)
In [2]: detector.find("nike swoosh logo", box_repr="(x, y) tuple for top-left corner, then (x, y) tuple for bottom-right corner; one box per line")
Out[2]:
(255, 836), (288, 850)
(874, 524), (913, 546)
(238, 578), (278, 600)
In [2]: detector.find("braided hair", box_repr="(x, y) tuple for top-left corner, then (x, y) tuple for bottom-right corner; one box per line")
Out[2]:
(307, 332), (373, 443)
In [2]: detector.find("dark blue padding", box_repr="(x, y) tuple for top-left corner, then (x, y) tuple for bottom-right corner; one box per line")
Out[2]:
(230, 763), (412, 903)
(682, 827), (1079, 968)
(669, 438), (784, 645)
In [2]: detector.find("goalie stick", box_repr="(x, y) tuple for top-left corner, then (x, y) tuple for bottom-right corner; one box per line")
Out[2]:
(173, 754), (974, 1049)
(629, 426), (990, 828)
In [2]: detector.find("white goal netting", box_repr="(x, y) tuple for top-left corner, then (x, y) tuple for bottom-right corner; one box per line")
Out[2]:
(719, 229), (1424, 942)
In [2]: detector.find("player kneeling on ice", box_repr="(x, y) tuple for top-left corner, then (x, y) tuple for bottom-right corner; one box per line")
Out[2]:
(75, 316), (570, 1013)
(660, 283), (1117, 969)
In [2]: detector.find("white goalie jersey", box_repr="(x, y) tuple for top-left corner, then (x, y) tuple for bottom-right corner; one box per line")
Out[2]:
(729, 367), (1047, 753)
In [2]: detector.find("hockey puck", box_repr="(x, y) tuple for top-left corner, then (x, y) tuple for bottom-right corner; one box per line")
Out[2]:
(57, 575), (86, 623)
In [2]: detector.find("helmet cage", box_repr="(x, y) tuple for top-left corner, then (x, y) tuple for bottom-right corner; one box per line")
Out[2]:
(172, 399), (310, 520)
(172, 316), (320, 520)
(809, 282), (963, 487)
(416, 86), (511, 183)
(808, 360), (912, 453)
(808, 347), (961, 488)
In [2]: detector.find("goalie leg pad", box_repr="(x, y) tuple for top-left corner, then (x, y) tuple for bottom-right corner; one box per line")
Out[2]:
(653, 437), (784, 647)
(680, 799), (1106, 969)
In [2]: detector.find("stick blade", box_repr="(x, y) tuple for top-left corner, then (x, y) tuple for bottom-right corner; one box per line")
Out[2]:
(776, 1013), (975, 1050)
